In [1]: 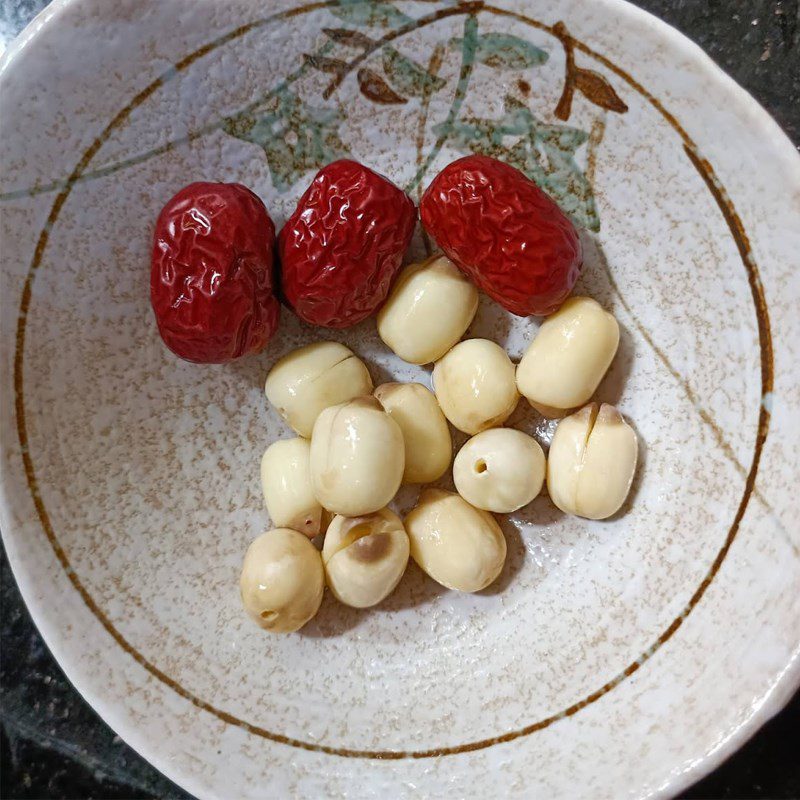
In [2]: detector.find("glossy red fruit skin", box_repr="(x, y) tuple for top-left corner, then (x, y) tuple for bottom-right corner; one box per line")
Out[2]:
(279, 160), (417, 328)
(420, 155), (582, 316)
(151, 182), (280, 363)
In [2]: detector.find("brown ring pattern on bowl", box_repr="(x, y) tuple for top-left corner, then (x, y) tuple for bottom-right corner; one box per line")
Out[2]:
(11, 0), (774, 760)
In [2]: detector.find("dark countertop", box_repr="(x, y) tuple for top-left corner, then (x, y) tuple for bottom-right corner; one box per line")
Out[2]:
(1, 1), (798, 798)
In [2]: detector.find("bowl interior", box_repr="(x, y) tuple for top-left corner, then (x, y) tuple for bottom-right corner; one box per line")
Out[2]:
(1, 0), (789, 783)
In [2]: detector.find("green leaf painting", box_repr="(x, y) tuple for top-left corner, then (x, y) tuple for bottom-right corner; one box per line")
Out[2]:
(449, 32), (548, 70)
(330, 0), (413, 28)
(223, 88), (350, 192)
(438, 95), (599, 231)
(382, 47), (446, 97)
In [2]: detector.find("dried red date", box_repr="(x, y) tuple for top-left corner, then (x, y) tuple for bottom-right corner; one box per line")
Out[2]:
(151, 182), (280, 363)
(420, 155), (582, 316)
(279, 160), (417, 328)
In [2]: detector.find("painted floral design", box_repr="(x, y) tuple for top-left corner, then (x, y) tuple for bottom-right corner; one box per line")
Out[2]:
(329, 0), (414, 28)
(222, 88), (349, 193)
(220, 2), (627, 232)
(449, 31), (548, 70)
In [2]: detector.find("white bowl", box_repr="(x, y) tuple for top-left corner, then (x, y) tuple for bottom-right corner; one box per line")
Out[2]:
(1, 1), (798, 797)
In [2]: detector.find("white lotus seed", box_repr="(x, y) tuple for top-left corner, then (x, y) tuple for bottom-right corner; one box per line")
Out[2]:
(374, 382), (452, 484)
(260, 438), (323, 538)
(453, 428), (545, 513)
(265, 341), (373, 437)
(322, 508), (410, 608)
(432, 339), (519, 435)
(516, 296), (619, 416)
(310, 396), (405, 516)
(240, 529), (324, 633)
(404, 488), (506, 592)
(547, 402), (638, 520)
(377, 255), (479, 364)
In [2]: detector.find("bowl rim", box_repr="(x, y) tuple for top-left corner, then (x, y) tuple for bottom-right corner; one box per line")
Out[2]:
(1, 0), (798, 798)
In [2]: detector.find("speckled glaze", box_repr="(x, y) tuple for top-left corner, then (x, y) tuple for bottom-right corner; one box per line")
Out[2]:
(0, 1), (798, 799)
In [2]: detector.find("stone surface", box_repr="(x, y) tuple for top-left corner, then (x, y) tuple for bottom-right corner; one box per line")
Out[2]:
(0, 1), (797, 798)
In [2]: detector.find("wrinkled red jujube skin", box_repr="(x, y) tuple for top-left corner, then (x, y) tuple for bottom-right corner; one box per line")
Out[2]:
(279, 160), (417, 328)
(420, 155), (582, 316)
(151, 182), (280, 363)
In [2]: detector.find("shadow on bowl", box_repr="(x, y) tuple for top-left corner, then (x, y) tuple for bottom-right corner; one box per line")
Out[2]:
(299, 560), (447, 639)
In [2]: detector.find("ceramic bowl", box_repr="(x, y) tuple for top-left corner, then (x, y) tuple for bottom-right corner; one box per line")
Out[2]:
(1, 1), (798, 797)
